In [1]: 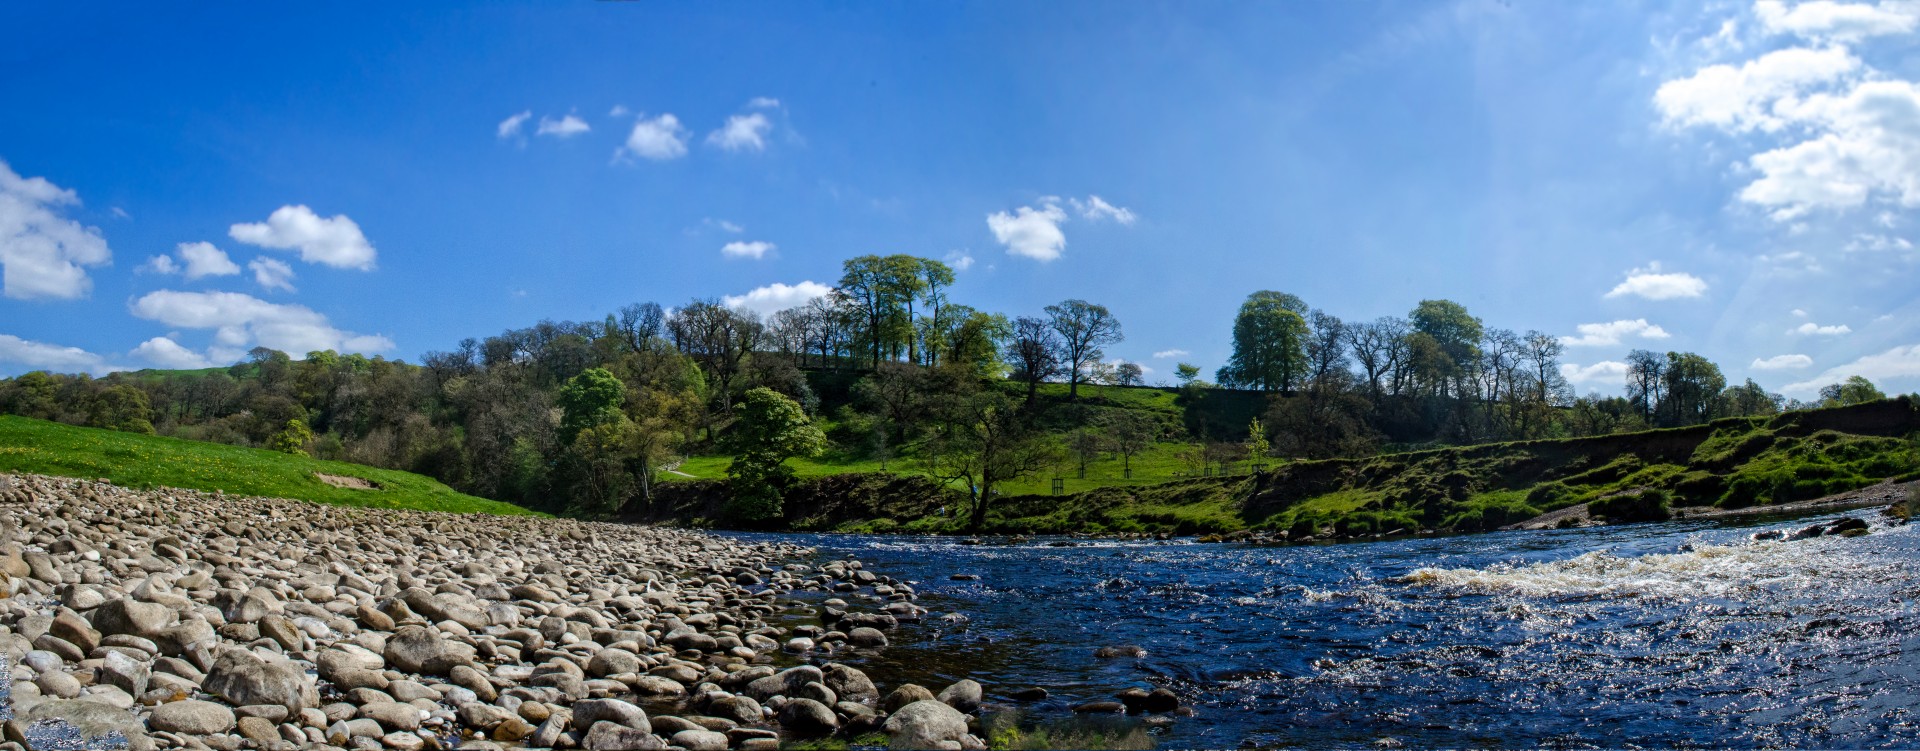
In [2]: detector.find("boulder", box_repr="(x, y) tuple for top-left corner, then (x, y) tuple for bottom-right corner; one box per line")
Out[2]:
(884, 700), (969, 750)
(204, 648), (319, 711)
(777, 698), (839, 738)
(937, 679), (983, 713)
(383, 625), (475, 675)
(148, 700), (237, 734)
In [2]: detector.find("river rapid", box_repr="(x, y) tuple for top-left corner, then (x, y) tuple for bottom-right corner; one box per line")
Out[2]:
(725, 509), (1920, 749)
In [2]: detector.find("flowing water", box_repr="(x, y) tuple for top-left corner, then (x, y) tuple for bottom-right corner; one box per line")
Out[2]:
(726, 510), (1920, 749)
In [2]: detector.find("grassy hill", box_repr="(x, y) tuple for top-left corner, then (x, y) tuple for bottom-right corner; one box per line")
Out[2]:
(0, 415), (537, 516)
(652, 397), (1920, 537)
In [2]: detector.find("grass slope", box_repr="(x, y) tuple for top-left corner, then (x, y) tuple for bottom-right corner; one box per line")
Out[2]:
(659, 397), (1920, 537)
(0, 415), (536, 516)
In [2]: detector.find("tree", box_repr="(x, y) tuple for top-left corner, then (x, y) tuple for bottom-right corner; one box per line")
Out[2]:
(1820, 375), (1885, 407)
(1114, 361), (1144, 387)
(1245, 417), (1270, 473)
(1345, 318), (1402, 402)
(837, 254), (926, 367)
(1219, 291), (1308, 393)
(1408, 300), (1482, 401)
(1045, 299), (1124, 401)
(667, 300), (761, 414)
(1174, 363), (1202, 387)
(1303, 310), (1348, 393)
(1067, 428), (1105, 479)
(87, 385), (154, 434)
(1660, 351), (1724, 426)
(1722, 378), (1783, 417)
(1625, 349), (1666, 424)
(267, 418), (312, 455)
(723, 388), (826, 522)
(913, 257), (958, 365)
(927, 389), (1060, 531)
(615, 302), (665, 353)
(1105, 411), (1155, 479)
(557, 368), (626, 445)
(1005, 316), (1064, 405)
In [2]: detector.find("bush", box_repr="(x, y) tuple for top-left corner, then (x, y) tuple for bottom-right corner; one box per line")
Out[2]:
(1588, 488), (1672, 523)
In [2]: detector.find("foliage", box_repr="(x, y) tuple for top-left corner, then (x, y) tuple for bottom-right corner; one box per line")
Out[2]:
(1588, 487), (1673, 522)
(1822, 375), (1886, 407)
(722, 387), (826, 522)
(1218, 291), (1308, 392)
(267, 418), (313, 455)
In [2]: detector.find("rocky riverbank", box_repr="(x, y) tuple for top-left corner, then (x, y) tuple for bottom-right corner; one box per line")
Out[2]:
(0, 473), (997, 751)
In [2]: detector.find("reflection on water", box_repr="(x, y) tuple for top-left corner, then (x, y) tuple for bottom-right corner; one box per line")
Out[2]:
(723, 511), (1920, 749)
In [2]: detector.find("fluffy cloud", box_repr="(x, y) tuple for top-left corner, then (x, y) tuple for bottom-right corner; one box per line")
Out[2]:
(132, 336), (212, 369)
(987, 203), (1070, 261)
(536, 114), (590, 138)
(1560, 360), (1631, 390)
(249, 257), (296, 292)
(178, 241), (240, 279)
(617, 114), (689, 161)
(1754, 0), (1918, 42)
(1558, 319), (1673, 347)
(1783, 342), (1920, 392)
(1790, 321), (1852, 335)
(707, 113), (772, 152)
(1845, 233), (1915, 252)
(130, 290), (393, 356)
(986, 195), (1138, 262)
(747, 97), (782, 109)
(0, 159), (112, 300)
(944, 250), (974, 271)
(1070, 195), (1138, 225)
(229, 205), (378, 270)
(1658, 5), (1920, 224)
(721, 281), (832, 317)
(1153, 348), (1190, 359)
(0, 334), (117, 374)
(141, 255), (179, 275)
(1653, 46), (1860, 132)
(1604, 262), (1708, 300)
(720, 241), (775, 260)
(497, 110), (532, 139)
(1751, 353), (1815, 369)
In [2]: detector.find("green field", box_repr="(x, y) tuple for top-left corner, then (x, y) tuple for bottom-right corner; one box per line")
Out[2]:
(0, 415), (538, 516)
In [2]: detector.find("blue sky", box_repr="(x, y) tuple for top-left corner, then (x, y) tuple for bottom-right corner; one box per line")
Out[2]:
(3, 1), (1918, 397)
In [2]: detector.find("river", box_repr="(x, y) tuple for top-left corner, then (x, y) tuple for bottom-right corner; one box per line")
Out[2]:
(725, 509), (1920, 749)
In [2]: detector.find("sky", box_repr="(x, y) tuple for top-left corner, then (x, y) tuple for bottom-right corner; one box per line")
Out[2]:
(2, 0), (1919, 398)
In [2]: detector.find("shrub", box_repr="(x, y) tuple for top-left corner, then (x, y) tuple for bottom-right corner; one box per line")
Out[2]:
(1589, 488), (1672, 523)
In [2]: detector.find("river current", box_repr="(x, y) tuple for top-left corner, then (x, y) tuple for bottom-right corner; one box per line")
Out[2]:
(726, 509), (1920, 749)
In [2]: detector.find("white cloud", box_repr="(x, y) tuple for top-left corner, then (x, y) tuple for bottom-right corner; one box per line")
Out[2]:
(0, 334), (118, 375)
(1844, 233), (1915, 252)
(720, 240), (775, 260)
(130, 290), (394, 356)
(747, 97), (782, 109)
(1561, 360), (1631, 389)
(721, 281), (833, 317)
(1790, 321), (1853, 335)
(1559, 319), (1674, 347)
(1752, 353), (1815, 370)
(132, 336), (212, 369)
(1153, 348), (1190, 359)
(497, 110), (532, 139)
(705, 218), (745, 234)
(1740, 80), (1920, 219)
(944, 250), (974, 271)
(249, 257), (297, 292)
(707, 113), (772, 152)
(229, 205), (378, 270)
(1792, 308), (1809, 317)
(176, 241), (240, 279)
(1783, 341), (1920, 392)
(1069, 195), (1138, 225)
(141, 255), (180, 275)
(608, 105), (630, 118)
(1754, 0), (1918, 42)
(536, 114), (591, 138)
(1653, 46), (1860, 132)
(617, 114), (689, 161)
(987, 202), (1070, 261)
(0, 159), (112, 300)
(1604, 262), (1708, 300)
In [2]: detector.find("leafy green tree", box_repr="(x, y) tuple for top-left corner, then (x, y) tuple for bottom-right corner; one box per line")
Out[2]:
(567, 418), (637, 516)
(1067, 427), (1105, 479)
(926, 388), (1060, 530)
(723, 387), (827, 522)
(1820, 375), (1885, 407)
(1721, 378), (1783, 417)
(1005, 316), (1064, 405)
(266, 418), (312, 455)
(1104, 411), (1155, 479)
(558, 368), (626, 445)
(87, 385), (155, 434)
(1660, 351), (1725, 425)
(1, 371), (59, 419)
(1245, 417), (1270, 472)
(838, 254), (928, 367)
(1174, 362), (1201, 386)
(1045, 299), (1124, 400)
(1219, 291), (1309, 393)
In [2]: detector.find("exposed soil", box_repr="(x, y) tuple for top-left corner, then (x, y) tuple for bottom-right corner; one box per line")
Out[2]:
(313, 472), (380, 490)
